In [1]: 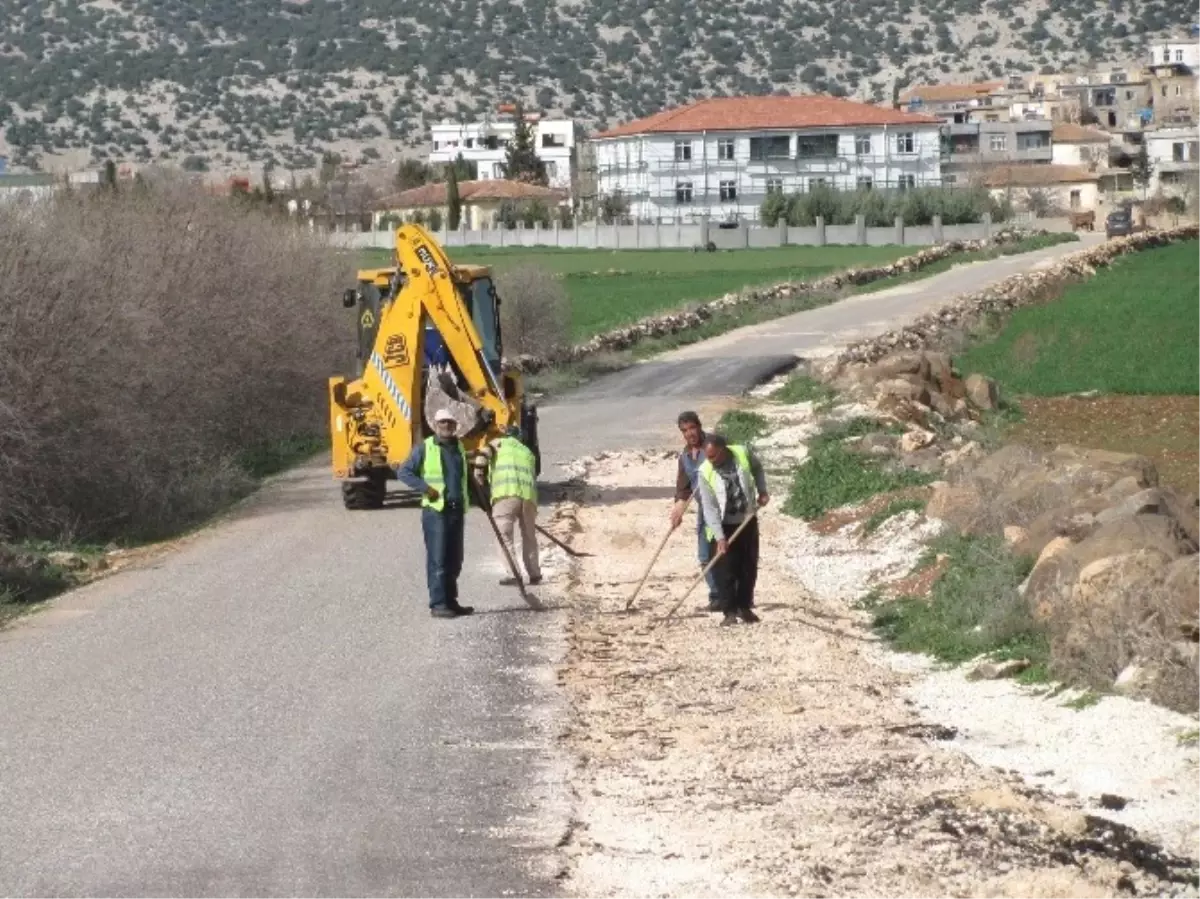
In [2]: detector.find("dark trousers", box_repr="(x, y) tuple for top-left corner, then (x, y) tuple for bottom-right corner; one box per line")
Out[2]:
(696, 523), (719, 601)
(708, 517), (759, 612)
(421, 504), (465, 608)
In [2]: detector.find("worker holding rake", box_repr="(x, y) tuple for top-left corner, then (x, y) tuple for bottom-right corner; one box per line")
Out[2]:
(695, 432), (769, 626)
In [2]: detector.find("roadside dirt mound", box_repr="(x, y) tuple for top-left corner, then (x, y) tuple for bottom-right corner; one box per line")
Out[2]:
(552, 451), (1198, 898)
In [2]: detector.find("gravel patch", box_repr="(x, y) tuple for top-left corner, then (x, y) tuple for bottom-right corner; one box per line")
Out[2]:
(880, 650), (1200, 863)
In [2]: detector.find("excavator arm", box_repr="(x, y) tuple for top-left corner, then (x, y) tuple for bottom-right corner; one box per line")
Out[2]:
(329, 224), (519, 491)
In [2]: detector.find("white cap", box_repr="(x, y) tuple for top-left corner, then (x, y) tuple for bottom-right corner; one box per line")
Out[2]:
(434, 409), (456, 423)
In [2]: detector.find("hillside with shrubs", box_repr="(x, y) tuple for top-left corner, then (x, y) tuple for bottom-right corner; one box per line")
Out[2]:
(0, 0), (1193, 173)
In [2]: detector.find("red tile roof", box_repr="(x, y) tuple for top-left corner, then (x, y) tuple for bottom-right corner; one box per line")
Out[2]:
(375, 179), (566, 209)
(1052, 123), (1114, 144)
(897, 81), (1005, 104)
(593, 95), (941, 139)
(981, 164), (1099, 187)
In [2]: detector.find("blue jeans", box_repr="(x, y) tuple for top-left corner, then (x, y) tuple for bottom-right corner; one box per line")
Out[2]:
(697, 523), (719, 601)
(421, 505), (464, 608)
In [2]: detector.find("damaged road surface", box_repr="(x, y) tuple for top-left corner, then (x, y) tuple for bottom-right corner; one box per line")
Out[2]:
(544, 450), (1198, 898)
(7, 236), (1185, 898)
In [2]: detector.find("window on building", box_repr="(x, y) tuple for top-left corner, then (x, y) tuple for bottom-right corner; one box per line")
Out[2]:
(809, 177), (828, 190)
(717, 138), (735, 160)
(545, 161), (558, 179)
(1173, 142), (1186, 161)
(895, 132), (915, 154)
(989, 134), (1008, 152)
(674, 140), (692, 162)
(541, 133), (566, 148)
(1176, 84), (1183, 96)
(492, 162), (504, 178)
(898, 174), (916, 190)
(765, 177), (784, 193)
(795, 134), (838, 158)
(1069, 189), (1081, 209)
(719, 180), (737, 201)
(856, 176), (873, 190)
(675, 181), (693, 203)
(749, 135), (792, 159)
(1177, 49), (1185, 62)
(855, 134), (871, 156)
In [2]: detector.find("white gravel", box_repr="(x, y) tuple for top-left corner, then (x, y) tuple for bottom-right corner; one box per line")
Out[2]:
(780, 510), (948, 603)
(881, 650), (1200, 862)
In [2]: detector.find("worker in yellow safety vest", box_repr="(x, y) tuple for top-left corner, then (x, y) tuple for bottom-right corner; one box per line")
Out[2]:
(395, 408), (475, 618)
(473, 426), (542, 586)
(695, 432), (770, 626)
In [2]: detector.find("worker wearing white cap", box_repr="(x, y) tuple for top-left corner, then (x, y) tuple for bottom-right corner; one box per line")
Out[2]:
(394, 409), (475, 618)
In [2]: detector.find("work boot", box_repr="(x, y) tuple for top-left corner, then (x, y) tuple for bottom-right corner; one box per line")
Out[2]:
(430, 605), (458, 619)
(499, 576), (519, 586)
(528, 575), (543, 586)
(448, 601), (475, 616)
(720, 612), (739, 626)
(738, 608), (761, 624)
(706, 598), (722, 612)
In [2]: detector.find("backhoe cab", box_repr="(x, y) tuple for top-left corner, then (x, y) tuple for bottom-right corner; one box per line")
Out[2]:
(328, 224), (540, 510)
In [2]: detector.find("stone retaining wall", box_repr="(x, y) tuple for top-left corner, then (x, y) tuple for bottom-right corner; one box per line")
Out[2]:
(510, 227), (1056, 373)
(831, 225), (1200, 370)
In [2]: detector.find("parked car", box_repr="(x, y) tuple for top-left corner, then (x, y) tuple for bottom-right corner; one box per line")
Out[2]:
(1105, 207), (1136, 239)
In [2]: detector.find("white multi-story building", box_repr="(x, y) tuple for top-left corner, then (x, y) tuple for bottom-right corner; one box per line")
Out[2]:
(590, 96), (944, 222)
(428, 110), (575, 193)
(1145, 125), (1200, 196)
(1149, 38), (1200, 71)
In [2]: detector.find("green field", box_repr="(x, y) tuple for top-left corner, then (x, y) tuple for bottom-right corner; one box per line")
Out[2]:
(362, 244), (913, 340)
(957, 239), (1200, 396)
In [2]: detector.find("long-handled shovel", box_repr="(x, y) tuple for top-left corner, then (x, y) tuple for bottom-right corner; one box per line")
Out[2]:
(535, 524), (594, 558)
(482, 506), (535, 606)
(624, 491), (694, 612)
(658, 508), (760, 624)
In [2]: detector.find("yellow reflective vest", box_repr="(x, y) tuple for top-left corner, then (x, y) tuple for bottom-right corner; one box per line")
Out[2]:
(697, 444), (755, 541)
(420, 435), (470, 511)
(489, 436), (537, 503)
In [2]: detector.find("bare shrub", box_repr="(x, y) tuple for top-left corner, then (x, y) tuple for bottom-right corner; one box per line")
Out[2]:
(495, 263), (571, 358)
(0, 181), (354, 544)
(1045, 552), (1199, 714)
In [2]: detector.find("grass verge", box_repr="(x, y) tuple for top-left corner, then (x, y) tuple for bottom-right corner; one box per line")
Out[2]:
(523, 233), (1079, 399)
(782, 418), (932, 521)
(957, 239), (1199, 396)
(771, 373), (838, 407)
(870, 533), (1047, 673)
(862, 497), (928, 535)
(714, 410), (769, 443)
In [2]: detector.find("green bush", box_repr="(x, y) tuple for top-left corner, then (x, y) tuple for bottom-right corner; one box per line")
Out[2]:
(761, 185), (1009, 228)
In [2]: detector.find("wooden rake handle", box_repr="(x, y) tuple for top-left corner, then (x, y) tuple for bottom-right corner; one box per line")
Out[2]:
(624, 491), (693, 611)
(658, 508), (760, 624)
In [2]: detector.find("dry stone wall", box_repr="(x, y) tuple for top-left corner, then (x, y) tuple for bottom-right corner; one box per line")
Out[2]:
(509, 227), (1048, 374)
(831, 224), (1200, 369)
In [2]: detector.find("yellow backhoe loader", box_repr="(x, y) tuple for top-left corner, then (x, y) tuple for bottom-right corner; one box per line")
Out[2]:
(328, 223), (540, 509)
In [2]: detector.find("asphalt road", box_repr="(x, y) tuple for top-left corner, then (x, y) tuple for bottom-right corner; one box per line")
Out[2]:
(0, 235), (1097, 897)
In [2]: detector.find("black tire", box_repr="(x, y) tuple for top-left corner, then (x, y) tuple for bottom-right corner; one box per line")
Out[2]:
(342, 472), (387, 510)
(522, 401), (542, 477)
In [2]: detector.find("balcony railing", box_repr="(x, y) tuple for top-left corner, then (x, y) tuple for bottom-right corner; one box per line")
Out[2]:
(941, 146), (1054, 163)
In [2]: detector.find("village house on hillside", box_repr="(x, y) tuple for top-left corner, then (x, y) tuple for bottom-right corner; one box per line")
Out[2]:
(371, 179), (567, 230)
(591, 95), (944, 222)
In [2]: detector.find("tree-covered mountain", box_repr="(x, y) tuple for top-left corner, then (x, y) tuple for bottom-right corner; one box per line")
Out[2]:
(0, 0), (1191, 175)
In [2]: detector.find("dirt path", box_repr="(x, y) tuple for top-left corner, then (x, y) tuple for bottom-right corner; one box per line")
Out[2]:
(544, 407), (1199, 898)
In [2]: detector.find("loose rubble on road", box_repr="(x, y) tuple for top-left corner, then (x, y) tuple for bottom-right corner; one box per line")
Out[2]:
(535, 231), (1200, 897)
(541, 401), (1198, 898)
